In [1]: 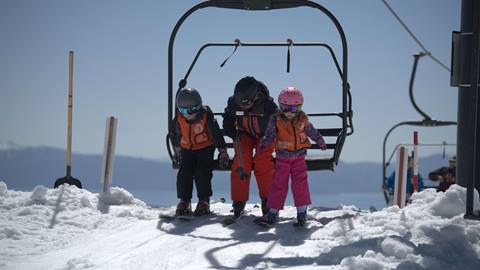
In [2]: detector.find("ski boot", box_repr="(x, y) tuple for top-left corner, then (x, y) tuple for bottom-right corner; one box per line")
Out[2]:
(194, 199), (210, 216)
(255, 209), (278, 228)
(294, 208), (307, 227)
(261, 198), (268, 216)
(232, 201), (246, 218)
(175, 199), (192, 217)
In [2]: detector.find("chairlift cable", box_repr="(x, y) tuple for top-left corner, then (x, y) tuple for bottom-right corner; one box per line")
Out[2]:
(381, 0), (450, 72)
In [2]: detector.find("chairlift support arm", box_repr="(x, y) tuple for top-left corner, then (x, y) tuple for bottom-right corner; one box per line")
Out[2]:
(410, 53), (433, 120)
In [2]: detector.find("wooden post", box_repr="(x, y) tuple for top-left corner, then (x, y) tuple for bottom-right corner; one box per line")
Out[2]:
(394, 146), (408, 208)
(412, 131), (419, 192)
(66, 51), (74, 177)
(102, 117), (118, 193)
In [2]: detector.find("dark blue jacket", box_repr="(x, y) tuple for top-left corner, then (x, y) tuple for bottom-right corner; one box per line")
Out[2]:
(387, 169), (424, 196)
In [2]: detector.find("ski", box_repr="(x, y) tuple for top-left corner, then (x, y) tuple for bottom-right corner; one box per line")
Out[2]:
(253, 217), (275, 228)
(159, 214), (193, 221)
(159, 211), (194, 221)
(292, 220), (307, 228)
(159, 211), (216, 222)
(222, 210), (248, 226)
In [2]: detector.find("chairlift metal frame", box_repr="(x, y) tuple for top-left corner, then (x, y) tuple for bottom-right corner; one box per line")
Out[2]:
(166, 0), (353, 171)
(381, 52), (457, 202)
(385, 142), (456, 170)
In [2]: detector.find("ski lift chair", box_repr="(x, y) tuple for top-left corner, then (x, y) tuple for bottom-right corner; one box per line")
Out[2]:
(166, 0), (354, 171)
(381, 52), (457, 204)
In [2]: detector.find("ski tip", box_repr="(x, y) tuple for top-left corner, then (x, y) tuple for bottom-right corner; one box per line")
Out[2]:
(176, 215), (194, 221)
(159, 214), (175, 220)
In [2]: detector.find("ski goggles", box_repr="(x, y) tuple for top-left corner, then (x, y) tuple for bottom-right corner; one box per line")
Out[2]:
(178, 104), (202, 115)
(280, 103), (302, 113)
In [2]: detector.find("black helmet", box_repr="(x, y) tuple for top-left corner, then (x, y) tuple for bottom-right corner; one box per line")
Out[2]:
(176, 88), (202, 114)
(234, 76), (260, 107)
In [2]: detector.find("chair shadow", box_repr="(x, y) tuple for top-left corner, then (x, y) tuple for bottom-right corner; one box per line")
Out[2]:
(202, 213), (321, 269)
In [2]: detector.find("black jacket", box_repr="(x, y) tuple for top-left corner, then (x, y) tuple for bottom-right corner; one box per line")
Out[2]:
(223, 82), (278, 140)
(428, 166), (456, 192)
(170, 106), (226, 152)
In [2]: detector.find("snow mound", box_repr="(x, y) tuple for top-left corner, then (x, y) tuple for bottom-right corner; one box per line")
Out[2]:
(0, 181), (479, 270)
(0, 181), (159, 260)
(410, 184), (480, 218)
(0, 181), (7, 196)
(98, 186), (145, 206)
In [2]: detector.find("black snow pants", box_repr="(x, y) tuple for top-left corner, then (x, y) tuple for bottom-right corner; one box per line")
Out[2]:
(177, 145), (215, 201)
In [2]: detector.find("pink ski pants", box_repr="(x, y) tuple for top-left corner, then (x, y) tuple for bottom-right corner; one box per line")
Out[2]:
(267, 155), (311, 210)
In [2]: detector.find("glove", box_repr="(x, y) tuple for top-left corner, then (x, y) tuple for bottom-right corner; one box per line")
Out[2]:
(319, 143), (327, 151)
(173, 151), (182, 167)
(259, 138), (269, 150)
(218, 148), (230, 169)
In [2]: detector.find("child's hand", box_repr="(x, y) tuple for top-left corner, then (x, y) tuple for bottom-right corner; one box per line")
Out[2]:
(218, 149), (230, 169)
(319, 143), (327, 151)
(259, 141), (269, 151)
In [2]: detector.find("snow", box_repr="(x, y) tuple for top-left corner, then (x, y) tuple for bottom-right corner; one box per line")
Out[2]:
(1, 182), (480, 270)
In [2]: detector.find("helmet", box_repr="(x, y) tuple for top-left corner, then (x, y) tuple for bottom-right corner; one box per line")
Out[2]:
(176, 88), (202, 114)
(278, 86), (303, 106)
(234, 76), (260, 106)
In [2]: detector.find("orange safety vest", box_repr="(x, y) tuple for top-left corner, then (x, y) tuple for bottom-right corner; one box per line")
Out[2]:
(240, 113), (263, 139)
(177, 112), (214, 150)
(275, 112), (311, 152)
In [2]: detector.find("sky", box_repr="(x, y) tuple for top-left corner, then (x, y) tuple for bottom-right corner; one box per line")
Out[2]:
(1, 181), (479, 269)
(0, 0), (460, 163)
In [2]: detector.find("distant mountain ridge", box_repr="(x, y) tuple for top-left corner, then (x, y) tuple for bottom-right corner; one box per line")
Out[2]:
(0, 145), (450, 195)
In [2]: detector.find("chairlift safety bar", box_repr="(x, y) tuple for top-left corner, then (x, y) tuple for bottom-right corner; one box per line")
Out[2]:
(385, 143), (457, 169)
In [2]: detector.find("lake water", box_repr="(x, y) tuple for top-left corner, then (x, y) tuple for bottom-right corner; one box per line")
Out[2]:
(129, 189), (386, 211)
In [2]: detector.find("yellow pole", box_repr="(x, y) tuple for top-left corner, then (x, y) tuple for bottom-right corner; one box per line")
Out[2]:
(66, 51), (74, 176)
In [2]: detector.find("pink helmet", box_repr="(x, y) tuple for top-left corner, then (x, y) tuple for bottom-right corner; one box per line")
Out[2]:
(278, 86), (304, 105)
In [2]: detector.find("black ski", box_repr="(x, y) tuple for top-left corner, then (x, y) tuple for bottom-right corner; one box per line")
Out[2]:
(253, 217), (275, 228)
(159, 214), (194, 221)
(160, 211), (218, 222)
(222, 210), (248, 226)
(292, 220), (307, 228)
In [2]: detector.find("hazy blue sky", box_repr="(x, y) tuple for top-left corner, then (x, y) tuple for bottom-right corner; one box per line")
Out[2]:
(0, 0), (459, 163)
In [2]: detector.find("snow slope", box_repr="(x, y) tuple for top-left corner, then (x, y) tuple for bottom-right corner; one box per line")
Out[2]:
(1, 181), (479, 270)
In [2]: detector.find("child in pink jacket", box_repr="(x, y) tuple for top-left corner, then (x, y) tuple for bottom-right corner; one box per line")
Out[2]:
(257, 86), (327, 227)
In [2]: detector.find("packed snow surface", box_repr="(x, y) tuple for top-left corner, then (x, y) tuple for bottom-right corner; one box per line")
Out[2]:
(1, 181), (479, 270)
